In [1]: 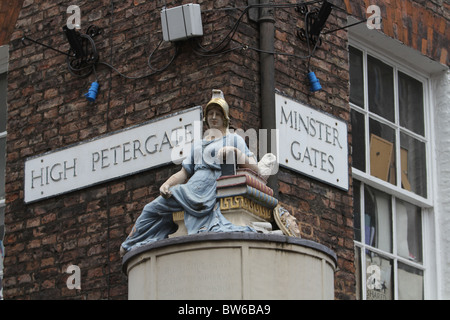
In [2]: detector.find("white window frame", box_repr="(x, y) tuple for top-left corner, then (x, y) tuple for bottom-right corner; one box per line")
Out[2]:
(349, 38), (437, 300)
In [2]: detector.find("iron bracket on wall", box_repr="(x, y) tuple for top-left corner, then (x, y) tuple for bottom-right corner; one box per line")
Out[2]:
(247, 0), (275, 23)
(296, 0), (332, 47)
(22, 25), (102, 77)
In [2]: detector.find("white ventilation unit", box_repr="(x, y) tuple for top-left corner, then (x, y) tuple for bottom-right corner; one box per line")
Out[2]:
(161, 4), (203, 42)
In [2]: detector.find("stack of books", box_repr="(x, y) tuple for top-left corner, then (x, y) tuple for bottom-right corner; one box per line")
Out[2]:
(171, 169), (278, 238)
(216, 168), (278, 211)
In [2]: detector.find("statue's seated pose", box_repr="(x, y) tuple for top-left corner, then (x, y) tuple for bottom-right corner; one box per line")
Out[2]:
(120, 90), (258, 255)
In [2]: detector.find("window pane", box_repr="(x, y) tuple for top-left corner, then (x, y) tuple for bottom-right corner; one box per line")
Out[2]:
(365, 251), (393, 300)
(349, 46), (364, 107)
(367, 55), (395, 122)
(0, 73), (6, 132)
(400, 133), (427, 197)
(398, 72), (424, 136)
(370, 119), (396, 185)
(398, 263), (423, 300)
(396, 200), (422, 263)
(351, 109), (365, 172)
(364, 185), (392, 253)
(354, 180), (361, 242)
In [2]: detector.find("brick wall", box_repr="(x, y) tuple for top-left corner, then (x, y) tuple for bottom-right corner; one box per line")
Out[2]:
(4, 0), (359, 299)
(344, 0), (449, 66)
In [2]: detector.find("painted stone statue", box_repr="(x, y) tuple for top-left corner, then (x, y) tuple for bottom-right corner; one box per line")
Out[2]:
(120, 90), (258, 255)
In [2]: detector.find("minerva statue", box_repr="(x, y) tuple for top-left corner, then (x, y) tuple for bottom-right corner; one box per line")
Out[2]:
(120, 90), (259, 255)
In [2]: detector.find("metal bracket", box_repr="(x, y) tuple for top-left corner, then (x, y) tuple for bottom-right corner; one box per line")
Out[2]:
(295, 1), (309, 15)
(22, 25), (102, 78)
(64, 26), (101, 77)
(248, 0), (260, 22)
(296, 7), (322, 47)
(86, 25), (102, 38)
(22, 25), (102, 60)
(296, 0), (333, 47)
(21, 36), (75, 57)
(247, 0), (275, 23)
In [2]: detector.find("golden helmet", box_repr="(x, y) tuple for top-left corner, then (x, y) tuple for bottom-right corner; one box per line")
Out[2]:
(204, 89), (230, 128)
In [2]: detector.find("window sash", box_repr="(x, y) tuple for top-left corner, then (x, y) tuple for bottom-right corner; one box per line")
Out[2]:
(349, 42), (432, 202)
(354, 180), (426, 300)
(354, 188), (426, 269)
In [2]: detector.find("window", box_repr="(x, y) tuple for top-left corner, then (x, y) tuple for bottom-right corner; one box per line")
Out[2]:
(350, 43), (431, 300)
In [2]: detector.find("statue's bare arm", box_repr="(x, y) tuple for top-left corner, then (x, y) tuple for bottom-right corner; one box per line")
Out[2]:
(159, 167), (189, 198)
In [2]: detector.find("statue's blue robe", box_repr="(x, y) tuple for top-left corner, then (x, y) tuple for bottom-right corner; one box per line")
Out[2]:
(121, 133), (256, 252)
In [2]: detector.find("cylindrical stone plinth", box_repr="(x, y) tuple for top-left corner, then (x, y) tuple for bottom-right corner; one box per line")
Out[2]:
(122, 233), (337, 300)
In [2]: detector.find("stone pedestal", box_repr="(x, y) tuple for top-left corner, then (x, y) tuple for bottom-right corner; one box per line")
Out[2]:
(122, 233), (337, 300)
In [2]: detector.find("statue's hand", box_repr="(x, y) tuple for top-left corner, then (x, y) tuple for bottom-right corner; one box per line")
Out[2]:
(160, 183), (172, 199)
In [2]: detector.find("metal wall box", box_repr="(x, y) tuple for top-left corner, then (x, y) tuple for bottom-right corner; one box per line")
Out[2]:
(161, 4), (203, 42)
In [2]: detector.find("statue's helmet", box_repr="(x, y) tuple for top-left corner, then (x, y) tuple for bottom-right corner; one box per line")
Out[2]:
(204, 89), (230, 128)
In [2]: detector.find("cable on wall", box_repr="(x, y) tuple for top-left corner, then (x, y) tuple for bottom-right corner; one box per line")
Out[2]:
(191, 2), (323, 57)
(21, 1), (365, 99)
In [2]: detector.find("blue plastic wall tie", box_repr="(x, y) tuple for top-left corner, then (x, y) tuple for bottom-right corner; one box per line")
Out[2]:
(84, 81), (99, 102)
(307, 71), (322, 92)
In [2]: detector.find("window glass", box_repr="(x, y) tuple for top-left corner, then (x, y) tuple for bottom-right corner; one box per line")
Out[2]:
(364, 185), (392, 253)
(369, 119), (396, 185)
(396, 200), (423, 263)
(367, 55), (395, 122)
(398, 263), (423, 300)
(351, 109), (365, 172)
(400, 133), (427, 197)
(399, 71), (425, 136)
(349, 46), (364, 107)
(365, 252), (393, 300)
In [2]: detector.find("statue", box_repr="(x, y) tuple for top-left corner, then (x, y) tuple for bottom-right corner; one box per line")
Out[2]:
(120, 90), (258, 255)
(273, 205), (301, 237)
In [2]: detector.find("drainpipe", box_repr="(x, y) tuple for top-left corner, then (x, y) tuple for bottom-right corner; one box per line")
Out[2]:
(258, 0), (278, 196)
